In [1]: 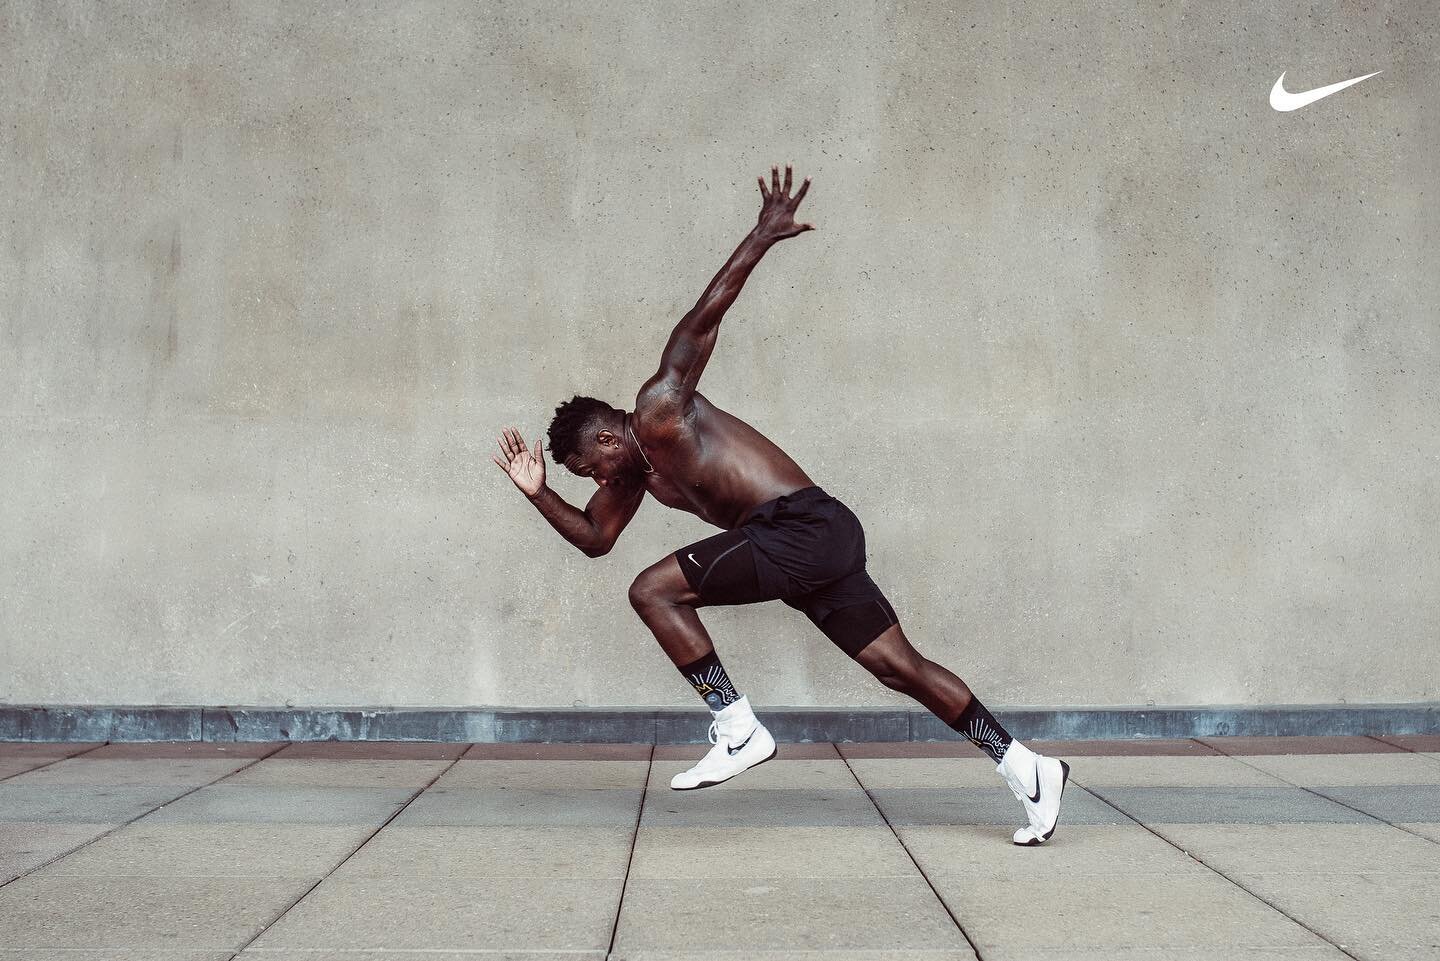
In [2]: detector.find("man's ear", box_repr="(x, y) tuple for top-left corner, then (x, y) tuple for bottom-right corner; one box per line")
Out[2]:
(595, 428), (619, 450)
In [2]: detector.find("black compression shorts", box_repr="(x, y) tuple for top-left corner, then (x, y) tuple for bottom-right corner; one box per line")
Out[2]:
(673, 486), (899, 658)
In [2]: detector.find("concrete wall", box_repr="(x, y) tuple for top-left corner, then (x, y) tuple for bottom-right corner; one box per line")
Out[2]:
(2, 0), (1436, 710)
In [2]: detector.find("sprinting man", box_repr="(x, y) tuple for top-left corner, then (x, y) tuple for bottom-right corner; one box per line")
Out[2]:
(494, 164), (1069, 844)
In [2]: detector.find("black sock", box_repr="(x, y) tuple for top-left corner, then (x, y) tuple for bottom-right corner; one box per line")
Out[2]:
(949, 696), (1013, 764)
(677, 649), (742, 711)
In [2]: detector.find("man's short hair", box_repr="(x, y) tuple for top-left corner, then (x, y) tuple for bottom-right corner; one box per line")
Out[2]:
(547, 395), (618, 466)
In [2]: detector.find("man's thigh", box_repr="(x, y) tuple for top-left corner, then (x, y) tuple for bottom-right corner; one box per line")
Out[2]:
(789, 568), (900, 659)
(673, 528), (787, 608)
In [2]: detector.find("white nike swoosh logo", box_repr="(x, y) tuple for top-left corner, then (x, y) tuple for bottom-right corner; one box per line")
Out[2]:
(1270, 70), (1381, 112)
(687, 552), (699, 565)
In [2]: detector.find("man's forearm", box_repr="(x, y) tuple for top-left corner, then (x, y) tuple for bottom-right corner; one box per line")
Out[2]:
(525, 486), (605, 556)
(683, 226), (776, 334)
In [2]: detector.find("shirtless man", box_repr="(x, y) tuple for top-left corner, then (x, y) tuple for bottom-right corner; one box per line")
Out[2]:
(494, 164), (1069, 845)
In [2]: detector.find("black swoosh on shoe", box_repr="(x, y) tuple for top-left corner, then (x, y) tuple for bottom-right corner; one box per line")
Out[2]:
(727, 729), (756, 756)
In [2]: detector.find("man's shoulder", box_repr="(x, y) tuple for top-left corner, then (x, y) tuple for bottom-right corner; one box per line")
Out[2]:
(634, 383), (704, 442)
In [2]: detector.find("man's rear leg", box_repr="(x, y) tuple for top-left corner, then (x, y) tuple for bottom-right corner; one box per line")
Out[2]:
(850, 622), (1071, 845)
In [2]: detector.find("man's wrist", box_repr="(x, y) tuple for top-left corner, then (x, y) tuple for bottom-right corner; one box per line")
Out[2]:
(526, 484), (548, 502)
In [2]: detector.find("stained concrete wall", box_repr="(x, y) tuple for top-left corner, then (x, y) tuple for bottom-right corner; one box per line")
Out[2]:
(1, 0), (1436, 710)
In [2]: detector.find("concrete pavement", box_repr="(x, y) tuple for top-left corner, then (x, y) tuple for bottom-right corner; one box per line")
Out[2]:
(2, 736), (1437, 960)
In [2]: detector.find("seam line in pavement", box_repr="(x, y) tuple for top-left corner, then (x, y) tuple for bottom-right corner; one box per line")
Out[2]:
(0, 742), (287, 892)
(226, 752), (466, 956)
(605, 741), (654, 960)
(0, 740), (111, 783)
(1073, 775), (1363, 961)
(1214, 750), (1440, 848)
(838, 744), (985, 961)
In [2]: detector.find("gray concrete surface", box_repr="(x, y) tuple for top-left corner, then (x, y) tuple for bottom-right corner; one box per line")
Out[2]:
(3, 737), (1439, 960)
(2, 1), (1437, 711)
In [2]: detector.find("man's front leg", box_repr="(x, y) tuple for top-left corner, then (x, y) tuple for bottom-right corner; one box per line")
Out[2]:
(631, 544), (779, 789)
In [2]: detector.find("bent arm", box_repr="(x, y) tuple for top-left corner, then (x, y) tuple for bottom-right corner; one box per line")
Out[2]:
(526, 480), (644, 558)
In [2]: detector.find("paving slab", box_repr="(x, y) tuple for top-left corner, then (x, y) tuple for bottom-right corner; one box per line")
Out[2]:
(1398, 822), (1440, 843)
(87, 742), (279, 759)
(651, 756), (860, 790)
(1306, 784), (1440, 823)
(612, 877), (974, 956)
(845, 756), (1003, 788)
(652, 741), (839, 760)
(0, 784), (194, 824)
(225, 758), (450, 788)
(976, 948), (1349, 961)
(838, 742), (976, 758)
(443, 758), (649, 789)
(247, 876), (620, 952)
(1023, 738), (1220, 757)
(12, 758), (249, 786)
(1152, 822), (1440, 875)
(141, 785), (416, 825)
(629, 825), (918, 879)
(610, 951), (978, 961)
(465, 742), (651, 760)
(0, 953), (233, 960)
(0, 822), (118, 883)
(1069, 755), (1289, 787)
(395, 785), (641, 827)
(0, 743), (103, 759)
(1085, 785), (1372, 824)
(1240, 752), (1440, 786)
(0, 874), (303, 950)
(899, 823), (1201, 878)
(1376, 735), (1440, 752)
(337, 824), (634, 879)
(276, 741), (468, 760)
(866, 785), (1125, 827)
(642, 785), (884, 828)
(1202, 736), (1402, 755)
(931, 871), (1331, 954)
(240, 952), (605, 961)
(0, 759), (56, 780)
(1232, 871), (1440, 961)
(42, 822), (373, 878)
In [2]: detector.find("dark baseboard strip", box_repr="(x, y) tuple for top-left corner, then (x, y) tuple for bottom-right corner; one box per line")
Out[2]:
(0, 702), (1435, 743)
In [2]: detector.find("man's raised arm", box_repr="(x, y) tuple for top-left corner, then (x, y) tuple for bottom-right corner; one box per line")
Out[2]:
(646, 164), (815, 409)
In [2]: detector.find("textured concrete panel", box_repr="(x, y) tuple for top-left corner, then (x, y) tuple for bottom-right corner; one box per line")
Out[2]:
(1232, 872), (1440, 961)
(247, 877), (620, 952)
(42, 823), (373, 878)
(613, 877), (972, 955)
(1, 0), (1436, 715)
(628, 826), (919, 880)
(0, 875), (303, 950)
(337, 824), (634, 879)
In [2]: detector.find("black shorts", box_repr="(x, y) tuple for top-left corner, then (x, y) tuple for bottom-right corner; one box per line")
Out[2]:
(673, 486), (898, 658)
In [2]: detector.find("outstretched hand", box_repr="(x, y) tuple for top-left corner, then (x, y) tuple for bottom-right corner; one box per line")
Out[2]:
(755, 163), (814, 242)
(493, 426), (545, 497)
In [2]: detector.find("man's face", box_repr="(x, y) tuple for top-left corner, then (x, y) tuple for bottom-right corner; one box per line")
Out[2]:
(564, 430), (632, 487)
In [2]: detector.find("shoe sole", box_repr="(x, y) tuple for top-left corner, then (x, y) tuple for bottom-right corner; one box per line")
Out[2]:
(670, 744), (779, 791)
(1014, 759), (1070, 846)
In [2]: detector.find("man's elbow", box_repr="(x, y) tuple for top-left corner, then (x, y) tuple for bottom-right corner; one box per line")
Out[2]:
(580, 542), (611, 559)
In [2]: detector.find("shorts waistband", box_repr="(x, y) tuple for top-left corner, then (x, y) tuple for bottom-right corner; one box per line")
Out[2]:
(746, 485), (828, 520)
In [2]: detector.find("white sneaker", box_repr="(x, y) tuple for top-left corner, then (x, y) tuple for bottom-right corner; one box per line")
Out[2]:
(669, 694), (777, 790)
(996, 740), (1070, 846)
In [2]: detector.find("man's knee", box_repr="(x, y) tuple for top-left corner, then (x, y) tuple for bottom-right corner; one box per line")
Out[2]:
(628, 566), (675, 614)
(855, 629), (924, 688)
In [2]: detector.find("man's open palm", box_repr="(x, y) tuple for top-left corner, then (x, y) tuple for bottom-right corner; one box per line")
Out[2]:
(494, 427), (545, 497)
(756, 163), (814, 241)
